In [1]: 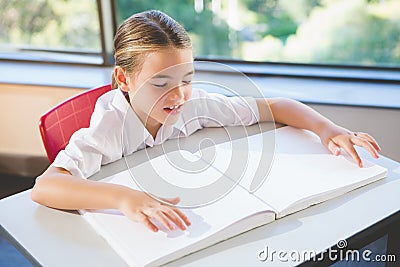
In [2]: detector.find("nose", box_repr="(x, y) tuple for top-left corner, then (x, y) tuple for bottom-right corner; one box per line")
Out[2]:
(166, 86), (185, 102)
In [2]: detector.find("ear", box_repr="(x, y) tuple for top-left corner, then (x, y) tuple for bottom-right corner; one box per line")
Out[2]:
(114, 66), (131, 92)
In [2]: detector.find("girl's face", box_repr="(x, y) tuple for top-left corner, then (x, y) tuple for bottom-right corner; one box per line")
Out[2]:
(126, 48), (194, 133)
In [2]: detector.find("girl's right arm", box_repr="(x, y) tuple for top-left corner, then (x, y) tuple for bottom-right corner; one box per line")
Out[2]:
(31, 166), (191, 232)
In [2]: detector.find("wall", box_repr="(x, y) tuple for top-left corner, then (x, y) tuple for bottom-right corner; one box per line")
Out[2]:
(0, 83), (84, 176)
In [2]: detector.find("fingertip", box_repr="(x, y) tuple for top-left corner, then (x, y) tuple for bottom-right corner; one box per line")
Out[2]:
(330, 147), (338, 156)
(163, 197), (180, 205)
(375, 142), (381, 151)
(328, 141), (340, 156)
(374, 143), (381, 152)
(370, 148), (380, 159)
(182, 218), (191, 228)
(171, 197), (180, 205)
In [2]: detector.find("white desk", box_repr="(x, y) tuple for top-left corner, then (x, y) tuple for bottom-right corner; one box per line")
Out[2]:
(1, 123), (400, 266)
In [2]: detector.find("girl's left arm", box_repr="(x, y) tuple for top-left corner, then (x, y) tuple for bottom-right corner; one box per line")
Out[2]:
(256, 97), (381, 168)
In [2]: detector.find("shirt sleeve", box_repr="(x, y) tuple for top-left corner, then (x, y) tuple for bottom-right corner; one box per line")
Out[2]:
(194, 89), (260, 128)
(52, 94), (123, 179)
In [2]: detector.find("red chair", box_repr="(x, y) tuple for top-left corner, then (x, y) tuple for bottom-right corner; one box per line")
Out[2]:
(39, 84), (112, 163)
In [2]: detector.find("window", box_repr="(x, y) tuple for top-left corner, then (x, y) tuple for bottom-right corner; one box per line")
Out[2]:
(115, 0), (400, 68)
(1, 0), (400, 69)
(0, 0), (102, 64)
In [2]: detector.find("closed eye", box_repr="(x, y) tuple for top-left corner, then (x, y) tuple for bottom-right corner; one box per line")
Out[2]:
(151, 83), (168, 88)
(182, 80), (192, 85)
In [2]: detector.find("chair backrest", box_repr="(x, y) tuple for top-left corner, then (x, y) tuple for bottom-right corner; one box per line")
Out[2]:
(39, 84), (112, 163)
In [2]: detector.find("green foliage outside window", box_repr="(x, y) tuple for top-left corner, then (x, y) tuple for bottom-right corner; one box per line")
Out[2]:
(1, 0), (399, 67)
(0, 0), (100, 52)
(116, 0), (400, 67)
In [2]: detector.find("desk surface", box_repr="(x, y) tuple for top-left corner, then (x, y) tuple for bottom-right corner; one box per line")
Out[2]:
(1, 123), (400, 267)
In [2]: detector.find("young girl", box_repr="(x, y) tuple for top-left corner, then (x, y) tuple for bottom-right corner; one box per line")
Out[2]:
(31, 10), (381, 232)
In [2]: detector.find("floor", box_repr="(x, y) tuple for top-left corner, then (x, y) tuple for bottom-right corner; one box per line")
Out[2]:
(0, 173), (35, 267)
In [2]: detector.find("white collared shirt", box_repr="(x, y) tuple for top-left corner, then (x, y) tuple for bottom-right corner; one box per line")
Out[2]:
(52, 88), (260, 178)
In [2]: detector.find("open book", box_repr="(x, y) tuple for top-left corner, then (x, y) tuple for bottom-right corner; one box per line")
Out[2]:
(80, 126), (387, 267)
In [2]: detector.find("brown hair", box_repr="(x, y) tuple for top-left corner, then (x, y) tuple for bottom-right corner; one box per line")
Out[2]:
(112, 10), (192, 89)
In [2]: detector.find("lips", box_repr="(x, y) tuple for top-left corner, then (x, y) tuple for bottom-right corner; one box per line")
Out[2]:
(163, 104), (183, 114)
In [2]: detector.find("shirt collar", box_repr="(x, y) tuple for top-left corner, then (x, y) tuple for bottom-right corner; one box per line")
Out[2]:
(111, 89), (187, 150)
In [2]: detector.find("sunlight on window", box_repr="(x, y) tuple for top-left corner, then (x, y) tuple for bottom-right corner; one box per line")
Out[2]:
(1, 0), (399, 67)
(116, 0), (400, 67)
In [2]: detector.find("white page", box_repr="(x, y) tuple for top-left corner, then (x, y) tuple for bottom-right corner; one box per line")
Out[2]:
(254, 153), (387, 217)
(204, 126), (387, 216)
(193, 128), (275, 194)
(82, 157), (276, 267)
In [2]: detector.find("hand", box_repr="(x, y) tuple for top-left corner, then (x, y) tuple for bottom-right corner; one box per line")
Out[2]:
(118, 189), (191, 232)
(319, 124), (381, 168)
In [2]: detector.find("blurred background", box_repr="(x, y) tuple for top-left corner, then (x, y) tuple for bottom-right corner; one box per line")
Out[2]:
(1, 0), (400, 65)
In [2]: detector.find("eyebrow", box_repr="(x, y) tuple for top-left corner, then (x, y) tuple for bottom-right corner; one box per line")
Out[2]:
(184, 70), (194, 77)
(151, 70), (194, 79)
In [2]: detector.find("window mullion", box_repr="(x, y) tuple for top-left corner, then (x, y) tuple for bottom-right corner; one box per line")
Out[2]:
(97, 0), (116, 66)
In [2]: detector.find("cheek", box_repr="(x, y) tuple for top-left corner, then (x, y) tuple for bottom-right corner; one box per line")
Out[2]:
(132, 86), (164, 111)
(184, 87), (193, 101)
(148, 91), (170, 115)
